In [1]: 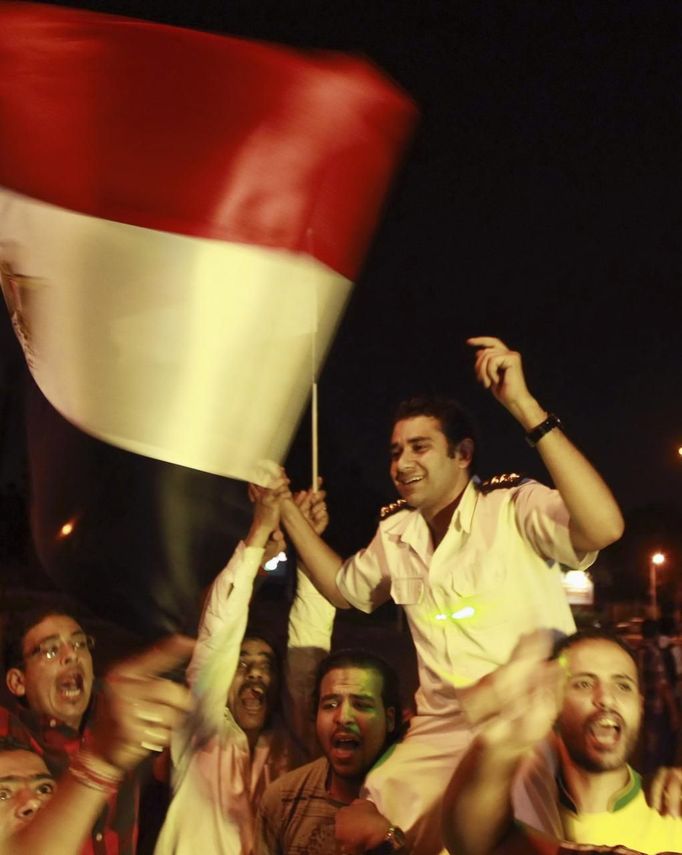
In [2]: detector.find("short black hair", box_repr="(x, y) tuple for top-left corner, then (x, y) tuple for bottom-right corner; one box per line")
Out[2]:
(0, 736), (38, 755)
(2, 604), (82, 673)
(552, 628), (639, 674)
(313, 649), (404, 746)
(393, 395), (478, 470)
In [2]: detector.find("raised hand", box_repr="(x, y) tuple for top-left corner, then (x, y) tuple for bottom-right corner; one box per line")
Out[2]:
(468, 336), (541, 426)
(458, 629), (563, 737)
(294, 478), (329, 536)
(90, 635), (194, 772)
(247, 471), (292, 557)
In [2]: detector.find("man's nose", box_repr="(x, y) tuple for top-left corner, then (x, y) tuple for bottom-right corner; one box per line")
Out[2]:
(16, 792), (42, 820)
(59, 640), (77, 664)
(594, 683), (615, 708)
(395, 449), (412, 470)
(333, 699), (355, 724)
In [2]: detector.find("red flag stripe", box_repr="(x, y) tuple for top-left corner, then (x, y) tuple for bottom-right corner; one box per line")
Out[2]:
(0, 2), (416, 279)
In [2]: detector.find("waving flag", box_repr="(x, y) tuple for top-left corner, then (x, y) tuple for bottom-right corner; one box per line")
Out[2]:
(0, 2), (416, 485)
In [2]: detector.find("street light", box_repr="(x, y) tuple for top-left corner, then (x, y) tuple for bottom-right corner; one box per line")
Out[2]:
(649, 551), (666, 616)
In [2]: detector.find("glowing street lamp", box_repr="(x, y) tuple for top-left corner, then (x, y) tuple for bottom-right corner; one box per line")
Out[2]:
(649, 551), (666, 616)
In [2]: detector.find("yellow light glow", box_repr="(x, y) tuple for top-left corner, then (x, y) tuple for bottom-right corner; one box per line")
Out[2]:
(651, 551), (666, 566)
(58, 521), (74, 538)
(451, 606), (475, 620)
(435, 614), (447, 621)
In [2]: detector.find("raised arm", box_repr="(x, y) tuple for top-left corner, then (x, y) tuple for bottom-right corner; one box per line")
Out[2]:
(182, 478), (286, 747)
(3, 637), (193, 855)
(443, 632), (563, 855)
(283, 487), (336, 756)
(279, 481), (351, 609)
(468, 337), (624, 553)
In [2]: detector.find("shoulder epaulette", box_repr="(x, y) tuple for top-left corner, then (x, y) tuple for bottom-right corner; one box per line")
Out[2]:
(478, 473), (524, 494)
(379, 498), (409, 520)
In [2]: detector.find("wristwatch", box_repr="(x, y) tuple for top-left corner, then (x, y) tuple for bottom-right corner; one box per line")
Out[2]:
(525, 413), (563, 447)
(374, 825), (407, 853)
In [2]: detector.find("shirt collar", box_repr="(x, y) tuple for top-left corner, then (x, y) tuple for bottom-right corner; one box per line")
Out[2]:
(382, 477), (478, 540)
(557, 764), (641, 814)
(454, 476), (480, 534)
(12, 697), (84, 738)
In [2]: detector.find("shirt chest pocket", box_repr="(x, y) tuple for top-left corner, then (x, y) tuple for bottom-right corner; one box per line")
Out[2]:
(386, 536), (428, 605)
(390, 576), (425, 605)
(440, 546), (508, 599)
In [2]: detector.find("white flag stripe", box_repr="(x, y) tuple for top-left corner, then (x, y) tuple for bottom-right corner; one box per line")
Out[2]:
(0, 188), (352, 483)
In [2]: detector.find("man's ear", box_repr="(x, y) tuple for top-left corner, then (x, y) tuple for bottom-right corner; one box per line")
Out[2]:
(6, 667), (26, 698)
(455, 438), (474, 467)
(386, 706), (396, 734)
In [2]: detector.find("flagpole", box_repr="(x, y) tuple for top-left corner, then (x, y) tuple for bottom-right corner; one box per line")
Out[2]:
(311, 379), (318, 493)
(307, 228), (319, 493)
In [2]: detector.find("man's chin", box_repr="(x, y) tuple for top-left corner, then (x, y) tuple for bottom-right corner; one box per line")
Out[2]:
(579, 746), (629, 773)
(235, 709), (267, 734)
(50, 697), (89, 722)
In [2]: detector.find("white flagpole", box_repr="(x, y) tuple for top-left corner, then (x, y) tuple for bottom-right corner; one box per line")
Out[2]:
(308, 228), (319, 492)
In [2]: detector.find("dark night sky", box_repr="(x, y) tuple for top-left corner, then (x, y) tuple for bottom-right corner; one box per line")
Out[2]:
(1, 0), (681, 632)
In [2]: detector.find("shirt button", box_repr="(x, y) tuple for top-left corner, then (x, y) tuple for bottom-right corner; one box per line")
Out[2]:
(95, 833), (103, 841)
(49, 718), (57, 728)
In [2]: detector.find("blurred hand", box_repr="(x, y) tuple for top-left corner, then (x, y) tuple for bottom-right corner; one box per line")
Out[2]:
(90, 635), (194, 772)
(458, 629), (563, 741)
(480, 657), (563, 756)
(648, 766), (682, 818)
(335, 799), (392, 854)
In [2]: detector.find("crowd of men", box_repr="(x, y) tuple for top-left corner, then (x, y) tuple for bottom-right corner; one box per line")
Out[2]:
(2, 336), (680, 855)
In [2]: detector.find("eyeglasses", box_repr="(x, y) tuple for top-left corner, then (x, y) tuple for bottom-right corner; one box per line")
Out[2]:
(25, 634), (95, 663)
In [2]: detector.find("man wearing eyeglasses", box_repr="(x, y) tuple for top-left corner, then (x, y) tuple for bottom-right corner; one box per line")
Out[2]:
(4, 613), (95, 733)
(0, 606), (138, 853)
(0, 630), (193, 854)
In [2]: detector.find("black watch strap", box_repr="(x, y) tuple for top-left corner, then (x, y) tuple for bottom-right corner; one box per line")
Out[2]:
(525, 413), (563, 447)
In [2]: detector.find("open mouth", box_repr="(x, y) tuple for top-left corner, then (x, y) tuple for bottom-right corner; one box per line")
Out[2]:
(240, 685), (265, 712)
(397, 475), (422, 486)
(57, 671), (85, 702)
(331, 732), (361, 760)
(588, 714), (622, 749)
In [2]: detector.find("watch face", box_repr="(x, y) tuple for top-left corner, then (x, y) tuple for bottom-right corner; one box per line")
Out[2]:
(386, 826), (406, 850)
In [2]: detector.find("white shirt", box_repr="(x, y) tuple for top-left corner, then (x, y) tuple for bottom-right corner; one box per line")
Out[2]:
(156, 542), (335, 855)
(337, 478), (595, 716)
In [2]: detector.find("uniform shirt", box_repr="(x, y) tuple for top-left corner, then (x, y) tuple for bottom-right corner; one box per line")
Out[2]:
(255, 756), (345, 855)
(155, 543), (335, 855)
(559, 766), (682, 855)
(337, 477), (594, 716)
(0, 699), (139, 854)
